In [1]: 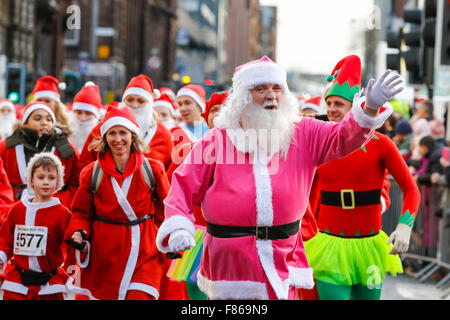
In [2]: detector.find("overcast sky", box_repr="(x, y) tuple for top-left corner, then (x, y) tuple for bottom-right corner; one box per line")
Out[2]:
(259, 0), (375, 74)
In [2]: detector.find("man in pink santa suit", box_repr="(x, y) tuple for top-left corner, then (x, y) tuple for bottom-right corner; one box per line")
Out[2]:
(155, 56), (402, 300)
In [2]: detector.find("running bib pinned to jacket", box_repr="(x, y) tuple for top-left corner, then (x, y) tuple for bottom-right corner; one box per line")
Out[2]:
(13, 225), (48, 256)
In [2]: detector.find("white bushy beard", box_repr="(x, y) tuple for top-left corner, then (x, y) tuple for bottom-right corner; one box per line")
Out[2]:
(214, 87), (300, 160)
(69, 116), (98, 152)
(162, 118), (176, 130)
(0, 113), (16, 140)
(120, 102), (156, 139)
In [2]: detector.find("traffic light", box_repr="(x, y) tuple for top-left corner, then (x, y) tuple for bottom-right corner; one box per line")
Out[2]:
(437, 0), (450, 66)
(403, 9), (423, 82)
(6, 63), (26, 105)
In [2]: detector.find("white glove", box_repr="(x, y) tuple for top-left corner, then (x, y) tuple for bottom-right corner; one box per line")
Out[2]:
(387, 224), (412, 254)
(365, 70), (404, 110)
(168, 229), (196, 252)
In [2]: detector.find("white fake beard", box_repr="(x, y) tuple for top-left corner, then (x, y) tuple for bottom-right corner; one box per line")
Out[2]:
(215, 89), (300, 159)
(0, 113), (16, 140)
(69, 117), (98, 152)
(125, 103), (156, 139)
(162, 118), (176, 130)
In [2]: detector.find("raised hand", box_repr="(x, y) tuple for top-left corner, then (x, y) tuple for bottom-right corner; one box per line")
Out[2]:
(366, 70), (404, 110)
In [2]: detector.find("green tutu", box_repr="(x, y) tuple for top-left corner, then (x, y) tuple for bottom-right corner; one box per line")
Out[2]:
(304, 230), (403, 287)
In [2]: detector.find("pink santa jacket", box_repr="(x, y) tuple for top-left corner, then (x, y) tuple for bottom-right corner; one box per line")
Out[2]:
(156, 97), (392, 300)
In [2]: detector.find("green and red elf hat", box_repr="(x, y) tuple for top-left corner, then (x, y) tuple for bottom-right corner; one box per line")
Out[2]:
(325, 55), (362, 102)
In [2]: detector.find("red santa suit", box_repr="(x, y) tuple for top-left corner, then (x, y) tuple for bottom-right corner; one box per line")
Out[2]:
(0, 157), (14, 221)
(0, 197), (71, 299)
(66, 150), (170, 300)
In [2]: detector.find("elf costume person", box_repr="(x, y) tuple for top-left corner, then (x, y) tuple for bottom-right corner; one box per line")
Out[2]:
(155, 56), (397, 300)
(303, 55), (420, 300)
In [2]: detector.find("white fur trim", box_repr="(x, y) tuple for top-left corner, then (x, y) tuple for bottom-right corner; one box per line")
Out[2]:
(197, 272), (269, 300)
(156, 215), (196, 253)
(380, 196), (387, 215)
(73, 102), (100, 118)
(110, 175), (141, 300)
(122, 87), (154, 104)
(288, 266), (315, 289)
(301, 103), (320, 113)
(0, 100), (15, 112)
(21, 103), (56, 125)
(128, 282), (159, 300)
(33, 90), (61, 102)
(100, 116), (139, 136)
(177, 88), (206, 112)
(25, 152), (65, 192)
(351, 96), (393, 129)
(252, 152), (289, 300)
(154, 100), (175, 115)
(1, 280), (29, 295)
(0, 250), (7, 265)
(38, 283), (67, 295)
(233, 61), (288, 90)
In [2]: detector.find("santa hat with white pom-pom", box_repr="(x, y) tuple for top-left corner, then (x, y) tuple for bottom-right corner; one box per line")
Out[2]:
(32, 75), (66, 103)
(122, 74), (160, 105)
(72, 81), (102, 119)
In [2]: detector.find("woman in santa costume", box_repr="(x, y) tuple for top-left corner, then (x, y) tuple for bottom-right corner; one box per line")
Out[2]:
(0, 152), (71, 300)
(171, 84), (210, 149)
(77, 74), (173, 171)
(154, 93), (177, 130)
(68, 82), (103, 153)
(155, 56), (399, 300)
(0, 102), (79, 209)
(32, 76), (70, 131)
(66, 106), (170, 300)
(303, 55), (420, 300)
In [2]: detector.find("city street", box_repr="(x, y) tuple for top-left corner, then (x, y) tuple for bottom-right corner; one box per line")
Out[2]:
(381, 274), (448, 300)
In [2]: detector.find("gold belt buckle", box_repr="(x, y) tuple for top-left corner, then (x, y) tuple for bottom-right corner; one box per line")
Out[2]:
(340, 189), (355, 209)
(256, 226), (269, 240)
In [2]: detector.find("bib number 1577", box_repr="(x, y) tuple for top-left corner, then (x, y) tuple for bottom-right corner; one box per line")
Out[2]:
(14, 225), (48, 257)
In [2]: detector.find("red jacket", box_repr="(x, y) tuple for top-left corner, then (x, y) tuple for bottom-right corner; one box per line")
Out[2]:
(66, 151), (170, 300)
(0, 198), (71, 295)
(0, 157), (14, 222)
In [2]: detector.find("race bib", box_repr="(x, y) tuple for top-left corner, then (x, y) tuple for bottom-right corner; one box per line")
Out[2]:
(14, 225), (48, 257)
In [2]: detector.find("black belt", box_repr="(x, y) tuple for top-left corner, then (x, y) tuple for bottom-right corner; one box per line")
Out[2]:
(16, 265), (58, 286)
(206, 220), (300, 240)
(321, 189), (381, 209)
(94, 214), (154, 226)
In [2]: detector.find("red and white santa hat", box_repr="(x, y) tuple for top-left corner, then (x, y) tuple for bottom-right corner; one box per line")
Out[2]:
(72, 81), (102, 119)
(21, 101), (56, 125)
(202, 91), (229, 121)
(159, 87), (176, 102)
(32, 76), (66, 103)
(154, 93), (177, 116)
(26, 152), (65, 192)
(100, 105), (140, 137)
(176, 84), (206, 112)
(0, 99), (15, 113)
(301, 96), (321, 113)
(233, 56), (288, 90)
(122, 74), (161, 104)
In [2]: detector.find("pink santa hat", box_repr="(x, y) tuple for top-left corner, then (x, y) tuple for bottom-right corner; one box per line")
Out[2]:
(72, 81), (102, 119)
(232, 56), (288, 90)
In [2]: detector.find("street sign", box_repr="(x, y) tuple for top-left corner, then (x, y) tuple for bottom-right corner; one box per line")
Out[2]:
(95, 27), (115, 37)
